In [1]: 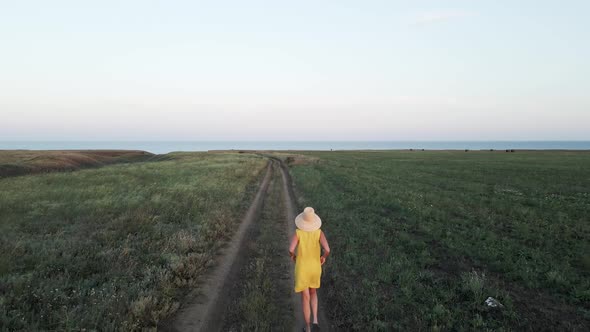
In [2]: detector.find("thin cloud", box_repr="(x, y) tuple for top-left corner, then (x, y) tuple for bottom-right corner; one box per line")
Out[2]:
(410, 10), (475, 25)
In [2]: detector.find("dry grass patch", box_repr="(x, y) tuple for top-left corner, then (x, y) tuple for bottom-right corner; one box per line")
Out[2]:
(0, 150), (153, 177)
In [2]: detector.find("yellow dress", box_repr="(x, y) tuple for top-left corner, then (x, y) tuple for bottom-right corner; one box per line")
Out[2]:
(294, 228), (322, 292)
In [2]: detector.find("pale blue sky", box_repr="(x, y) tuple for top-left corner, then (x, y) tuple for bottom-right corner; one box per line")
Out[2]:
(1, 0), (588, 140)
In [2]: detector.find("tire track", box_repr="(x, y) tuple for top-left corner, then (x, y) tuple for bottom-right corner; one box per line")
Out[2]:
(276, 159), (332, 332)
(162, 157), (332, 331)
(161, 161), (273, 332)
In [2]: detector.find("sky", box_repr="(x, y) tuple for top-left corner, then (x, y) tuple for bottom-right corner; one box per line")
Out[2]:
(1, 0), (589, 141)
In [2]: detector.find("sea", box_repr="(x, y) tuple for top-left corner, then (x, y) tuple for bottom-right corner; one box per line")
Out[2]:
(1, 141), (589, 154)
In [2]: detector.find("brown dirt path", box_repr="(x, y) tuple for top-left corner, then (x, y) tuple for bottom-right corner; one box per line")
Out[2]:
(221, 163), (294, 331)
(161, 157), (332, 331)
(161, 161), (273, 332)
(277, 159), (333, 332)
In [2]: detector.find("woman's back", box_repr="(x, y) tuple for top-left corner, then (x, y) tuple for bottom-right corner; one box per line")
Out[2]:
(296, 229), (321, 262)
(294, 228), (322, 292)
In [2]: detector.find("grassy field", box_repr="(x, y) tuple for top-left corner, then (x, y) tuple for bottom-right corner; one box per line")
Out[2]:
(0, 150), (153, 178)
(287, 150), (590, 331)
(0, 152), (267, 330)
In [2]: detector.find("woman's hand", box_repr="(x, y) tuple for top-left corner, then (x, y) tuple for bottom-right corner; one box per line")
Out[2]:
(320, 256), (326, 265)
(289, 251), (296, 262)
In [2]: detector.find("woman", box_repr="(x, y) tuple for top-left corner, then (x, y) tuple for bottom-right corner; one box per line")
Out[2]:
(289, 207), (331, 332)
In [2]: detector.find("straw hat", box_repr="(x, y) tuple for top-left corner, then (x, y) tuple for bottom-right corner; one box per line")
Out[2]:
(295, 207), (322, 231)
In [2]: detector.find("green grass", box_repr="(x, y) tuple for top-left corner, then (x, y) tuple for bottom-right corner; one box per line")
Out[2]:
(0, 152), (267, 331)
(223, 166), (293, 331)
(287, 150), (590, 331)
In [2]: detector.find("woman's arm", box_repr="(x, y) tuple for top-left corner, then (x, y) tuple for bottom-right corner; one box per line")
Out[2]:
(289, 233), (298, 262)
(320, 231), (330, 265)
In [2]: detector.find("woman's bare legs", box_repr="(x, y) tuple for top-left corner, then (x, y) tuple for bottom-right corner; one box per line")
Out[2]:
(301, 288), (311, 330)
(309, 288), (319, 325)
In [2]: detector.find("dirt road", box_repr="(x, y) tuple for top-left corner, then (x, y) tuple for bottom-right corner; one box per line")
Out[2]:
(277, 159), (332, 332)
(162, 162), (273, 331)
(163, 157), (332, 331)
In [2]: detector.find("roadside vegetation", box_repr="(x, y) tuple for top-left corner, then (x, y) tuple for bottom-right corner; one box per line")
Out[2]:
(0, 150), (153, 178)
(0, 152), (266, 330)
(288, 150), (590, 330)
(223, 165), (293, 331)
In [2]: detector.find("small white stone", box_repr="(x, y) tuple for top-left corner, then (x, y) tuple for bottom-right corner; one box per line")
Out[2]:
(484, 296), (504, 308)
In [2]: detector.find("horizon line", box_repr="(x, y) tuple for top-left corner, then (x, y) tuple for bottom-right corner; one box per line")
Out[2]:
(1, 139), (589, 142)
